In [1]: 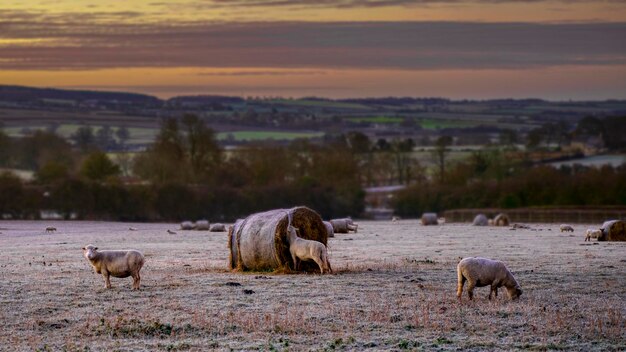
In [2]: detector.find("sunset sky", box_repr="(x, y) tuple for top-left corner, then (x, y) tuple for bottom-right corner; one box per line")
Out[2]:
(1, 0), (625, 100)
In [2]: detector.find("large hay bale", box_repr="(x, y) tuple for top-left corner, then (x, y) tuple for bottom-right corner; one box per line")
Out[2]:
(330, 218), (356, 233)
(599, 220), (626, 241)
(421, 213), (438, 226)
(209, 223), (226, 232)
(323, 221), (335, 238)
(493, 213), (510, 227)
(472, 214), (488, 226)
(228, 206), (327, 272)
(195, 220), (210, 230)
(180, 221), (194, 230)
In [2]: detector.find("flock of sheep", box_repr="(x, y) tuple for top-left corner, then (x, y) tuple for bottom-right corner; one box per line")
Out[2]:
(77, 209), (623, 304)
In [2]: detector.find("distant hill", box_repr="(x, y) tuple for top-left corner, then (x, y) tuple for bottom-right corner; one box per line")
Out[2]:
(0, 85), (163, 106)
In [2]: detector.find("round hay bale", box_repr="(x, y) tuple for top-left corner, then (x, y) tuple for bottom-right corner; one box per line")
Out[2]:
(323, 221), (335, 238)
(180, 221), (194, 230)
(600, 220), (626, 241)
(493, 213), (510, 226)
(472, 214), (488, 226)
(229, 206), (327, 272)
(209, 223), (226, 232)
(195, 220), (210, 230)
(421, 213), (438, 226)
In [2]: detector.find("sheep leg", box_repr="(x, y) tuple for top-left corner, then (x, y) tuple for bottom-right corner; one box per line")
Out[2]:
(466, 280), (476, 300)
(313, 257), (325, 274)
(457, 271), (466, 301)
(489, 285), (498, 300)
(132, 272), (141, 290)
(102, 271), (111, 289)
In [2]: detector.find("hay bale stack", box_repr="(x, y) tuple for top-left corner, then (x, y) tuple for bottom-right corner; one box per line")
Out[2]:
(421, 213), (438, 225)
(180, 221), (194, 230)
(195, 220), (210, 230)
(599, 220), (626, 241)
(209, 223), (226, 232)
(323, 221), (335, 238)
(228, 206), (327, 272)
(330, 218), (357, 233)
(493, 213), (510, 226)
(472, 214), (488, 226)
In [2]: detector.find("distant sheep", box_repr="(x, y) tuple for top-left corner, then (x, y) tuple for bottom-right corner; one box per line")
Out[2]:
(180, 221), (194, 230)
(82, 244), (145, 290)
(287, 225), (332, 274)
(322, 221), (335, 238)
(585, 229), (602, 242)
(559, 224), (574, 233)
(195, 220), (210, 231)
(457, 257), (522, 301)
(45, 227), (56, 233)
(330, 218), (358, 233)
(209, 223), (226, 232)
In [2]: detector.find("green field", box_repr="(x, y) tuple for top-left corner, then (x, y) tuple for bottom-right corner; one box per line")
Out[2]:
(347, 116), (404, 124)
(217, 130), (324, 141)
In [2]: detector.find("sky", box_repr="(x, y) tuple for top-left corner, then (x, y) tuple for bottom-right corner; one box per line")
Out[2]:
(1, 0), (625, 100)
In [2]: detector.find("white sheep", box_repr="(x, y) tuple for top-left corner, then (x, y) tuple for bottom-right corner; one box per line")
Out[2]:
(287, 226), (332, 274)
(585, 229), (602, 241)
(559, 224), (574, 232)
(457, 257), (522, 301)
(82, 244), (145, 290)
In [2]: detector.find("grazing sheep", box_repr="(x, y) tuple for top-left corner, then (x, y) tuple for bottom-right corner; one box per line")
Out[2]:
(82, 244), (145, 290)
(330, 218), (358, 233)
(209, 223), (226, 232)
(287, 213), (332, 274)
(322, 221), (335, 238)
(180, 221), (194, 230)
(457, 257), (522, 301)
(421, 213), (438, 226)
(45, 227), (56, 233)
(472, 214), (488, 226)
(195, 220), (210, 231)
(585, 229), (602, 241)
(493, 213), (510, 226)
(559, 224), (574, 233)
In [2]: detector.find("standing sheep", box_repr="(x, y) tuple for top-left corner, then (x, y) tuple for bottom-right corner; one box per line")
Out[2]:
(82, 245), (145, 290)
(559, 224), (574, 232)
(457, 257), (522, 301)
(585, 229), (602, 241)
(287, 213), (332, 274)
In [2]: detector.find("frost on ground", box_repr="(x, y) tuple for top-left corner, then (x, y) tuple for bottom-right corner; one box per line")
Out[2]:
(0, 220), (624, 351)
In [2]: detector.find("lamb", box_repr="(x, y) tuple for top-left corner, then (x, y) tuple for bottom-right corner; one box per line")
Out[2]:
(286, 219), (332, 274)
(559, 224), (574, 232)
(456, 257), (522, 301)
(82, 244), (145, 290)
(585, 229), (602, 241)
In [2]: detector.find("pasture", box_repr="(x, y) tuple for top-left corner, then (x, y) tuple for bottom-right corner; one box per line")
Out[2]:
(0, 221), (624, 351)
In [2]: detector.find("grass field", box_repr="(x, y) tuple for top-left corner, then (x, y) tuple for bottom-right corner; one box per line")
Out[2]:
(0, 220), (624, 351)
(217, 131), (325, 141)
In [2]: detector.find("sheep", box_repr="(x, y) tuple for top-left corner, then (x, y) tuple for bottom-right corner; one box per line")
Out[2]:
(209, 223), (226, 232)
(559, 224), (574, 233)
(457, 257), (522, 301)
(45, 227), (56, 233)
(585, 229), (602, 241)
(286, 221), (332, 274)
(82, 244), (145, 290)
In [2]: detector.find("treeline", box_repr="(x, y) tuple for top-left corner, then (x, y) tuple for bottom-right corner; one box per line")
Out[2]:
(0, 115), (364, 221)
(394, 159), (626, 216)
